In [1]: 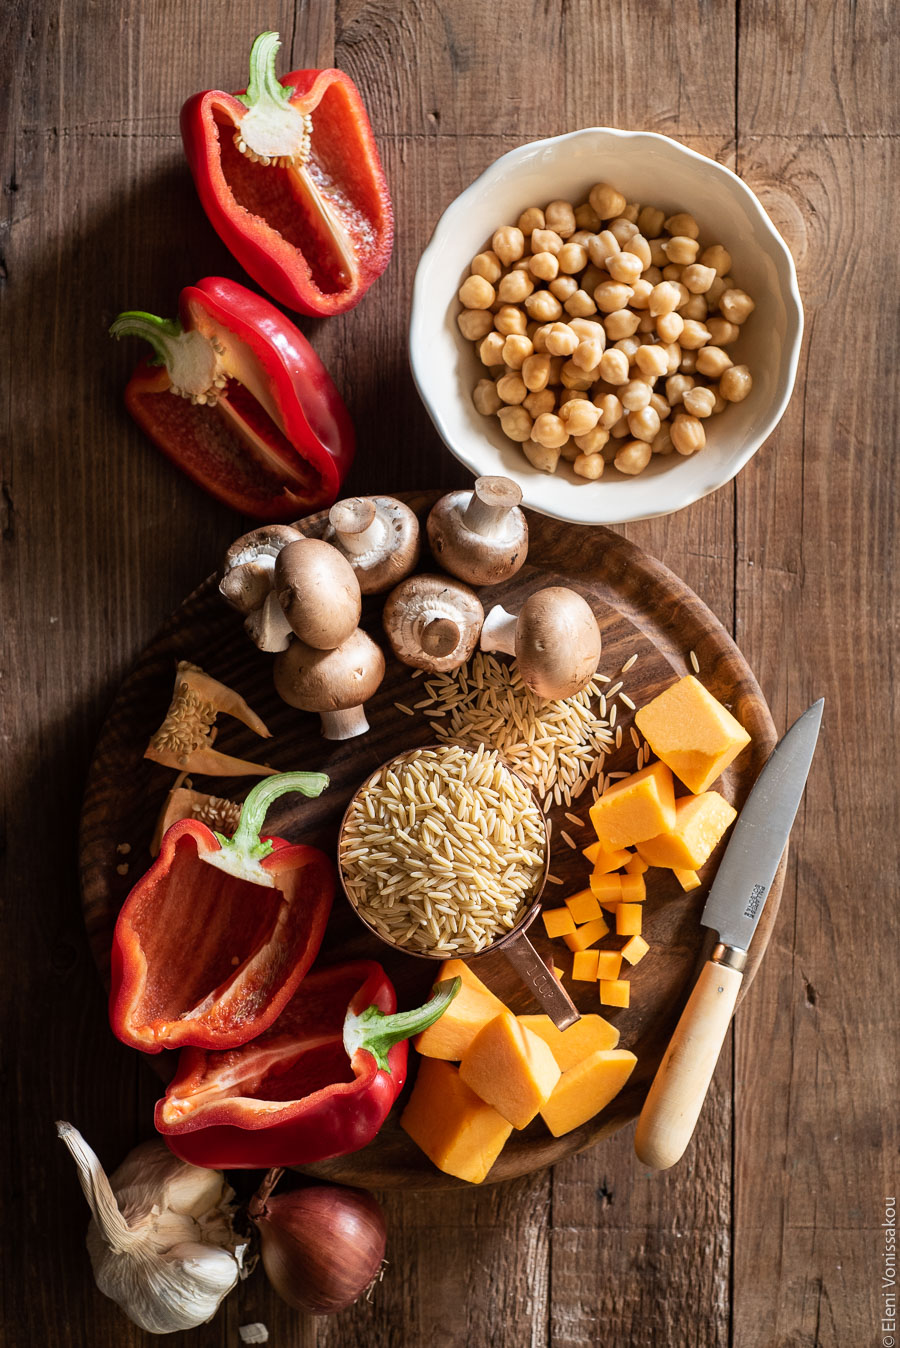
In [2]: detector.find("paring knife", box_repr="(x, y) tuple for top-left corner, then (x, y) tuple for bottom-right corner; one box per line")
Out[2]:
(633, 697), (824, 1170)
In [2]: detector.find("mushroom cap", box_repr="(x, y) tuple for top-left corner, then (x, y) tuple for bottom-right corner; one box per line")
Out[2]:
(427, 479), (528, 587)
(515, 587), (602, 700)
(274, 538), (362, 650)
(273, 627), (386, 713)
(324, 495), (421, 594)
(383, 574), (484, 673)
(220, 524), (304, 614)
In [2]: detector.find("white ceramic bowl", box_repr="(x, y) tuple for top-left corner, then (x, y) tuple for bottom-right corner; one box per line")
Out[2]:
(409, 128), (803, 525)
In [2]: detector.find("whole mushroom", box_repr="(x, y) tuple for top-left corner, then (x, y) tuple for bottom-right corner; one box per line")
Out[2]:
(427, 476), (528, 587)
(383, 575), (484, 673)
(274, 538), (361, 650)
(219, 524), (304, 652)
(480, 587), (602, 699)
(273, 628), (386, 740)
(323, 496), (420, 594)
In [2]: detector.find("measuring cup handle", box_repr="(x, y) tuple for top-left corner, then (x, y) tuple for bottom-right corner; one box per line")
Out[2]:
(502, 931), (581, 1029)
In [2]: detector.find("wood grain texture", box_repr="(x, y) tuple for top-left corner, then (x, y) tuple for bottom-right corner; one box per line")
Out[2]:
(2, 0), (896, 1344)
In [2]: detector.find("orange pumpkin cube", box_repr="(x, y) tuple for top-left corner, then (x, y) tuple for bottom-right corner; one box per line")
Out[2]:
(540, 1048), (637, 1137)
(459, 1011), (561, 1129)
(624, 853), (649, 875)
(599, 979), (631, 1008)
(621, 935), (650, 966)
(582, 840), (631, 872)
(620, 873), (646, 903)
(563, 915), (609, 951)
(673, 867), (701, 891)
(589, 761), (676, 849)
(637, 791), (737, 869)
(589, 872), (623, 906)
(518, 1013), (620, 1071)
(615, 903), (643, 936)
(542, 907), (576, 939)
(565, 889), (603, 924)
(400, 1057), (512, 1183)
(635, 675), (751, 794)
(595, 950), (623, 981)
(572, 949), (600, 981)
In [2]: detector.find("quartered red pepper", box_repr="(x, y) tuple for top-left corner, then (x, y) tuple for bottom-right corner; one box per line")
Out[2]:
(110, 772), (334, 1054)
(156, 961), (460, 1168)
(181, 31), (393, 317)
(110, 277), (354, 520)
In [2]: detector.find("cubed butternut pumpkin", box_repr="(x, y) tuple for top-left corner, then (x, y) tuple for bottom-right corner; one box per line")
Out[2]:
(621, 934), (649, 966)
(615, 903), (643, 936)
(600, 979), (631, 1007)
(565, 889), (602, 924)
(619, 873), (646, 903)
(636, 791), (737, 869)
(400, 1057), (512, 1183)
(595, 950), (623, 981)
(414, 959), (507, 1060)
(624, 853), (648, 875)
(459, 1011), (561, 1129)
(540, 1049), (638, 1137)
(635, 675), (751, 794)
(588, 872), (623, 906)
(563, 915), (609, 951)
(582, 840), (632, 872)
(542, 907), (576, 939)
(673, 867), (701, 891)
(518, 1013), (620, 1071)
(588, 761), (676, 849)
(572, 949), (599, 981)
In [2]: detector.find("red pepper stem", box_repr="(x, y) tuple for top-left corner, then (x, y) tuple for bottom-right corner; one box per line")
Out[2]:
(215, 771), (329, 862)
(237, 31), (295, 109)
(343, 977), (462, 1072)
(110, 310), (221, 400)
(233, 32), (311, 167)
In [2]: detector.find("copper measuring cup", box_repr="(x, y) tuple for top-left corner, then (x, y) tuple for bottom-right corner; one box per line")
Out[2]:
(337, 746), (580, 1030)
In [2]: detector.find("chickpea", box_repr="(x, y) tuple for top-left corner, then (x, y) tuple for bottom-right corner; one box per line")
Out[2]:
(471, 250), (502, 284)
(662, 263), (683, 283)
(599, 348), (630, 385)
(588, 230), (620, 265)
(531, 323), (553, 353)
(670, 413), (706, 455)
(615, 439), (652, 475)
(679, 319), (712, 350)
(706, 316), (740, 346)
(502, 334), (534, 370)
(532, 413), (569, 449)
(664, 212), (700, 239)
(458, 275), (495, 309)
(549, 275), (579, 301)
(559, 441), (580, 462)
(705, 274), (727, 308)
(573, 336), (606, 371)
(458, 308), (495, 341)
(575, 425), (610, 454)
(634, 343), (669, 378)
(557, 388), (582, 408)
(574, 201), (602, 231)
(662, 341), (683, 374)
(623, 234), (652, 270)
(680, 348), (698, 373)
(492, 226), (525, 266)
(628, 405), (661, 442)
(529, 251), (559, 281)
(512, 256), (533, 271)
(666, 373), (694, 405)
(517, 207), (545, 235)
(495, 406), (533, 444)
(604, 308), (641, 340)
(521, 353), (552, 391)
(651, 426), (674, 455)
(521, 439), (560, 473)
(682, 263), (716, 295)
(719, 288), (756, 324)
(656, 310), (684, 343)
(609, 414), (631, 438)
(594, 392), (624, 428)
(719, 275), (736, 292)
(525, 290), (564, 322)
(663, 235), (700, 265)
(495, 305), (528, 336)
(553, 242), (585, 275)
(620, 378), (653, 412)
(709, 384), (728, 414)
(614, 335), (641, 363)
(496, 372), (528, 405)
(680, 294), (708, 322)
(630, 278), (654, 310)
(569, 229), (595, 247)
(531, 228), (564, 256)
(649, 391), (671, 420)
(560, 360), (595, 391)
(564, 289), (598, 318)
(560, 398), (601, 435)
(589, 182), (627, 220)
(472, 379), (503, 416)
(479, 331), (507, 365)
(648, 238), (669, 267)
(548, 355), (565, 382)
(573, 451), (605, 480)
(682, 385), (716, 418)
(524, 388), (556, 417)
(497, 269), (535, 304)
(569, 317), (606, 342)
(719, 364), (753, 402)
(580, 264), (607, 295)
(648, 281), (680, 316)
(695, 345), (733, 378)
(623, 202), (641, 223)
(545, 200), (576, 238)
(700, 243), (731, 276)
(638, 313), (655, 338)
(638, 204), (665, 238)
(644, 264), (664, 286)
(671, 282), (691, 310)
(594, 281), (634, 313)
(606, 250), (644, 285)
(545, 322), (579, 357)
(609, 217), (640, 246)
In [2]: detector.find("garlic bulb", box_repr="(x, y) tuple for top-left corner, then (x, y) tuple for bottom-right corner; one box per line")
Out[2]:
(57, 1122), (246, 1334)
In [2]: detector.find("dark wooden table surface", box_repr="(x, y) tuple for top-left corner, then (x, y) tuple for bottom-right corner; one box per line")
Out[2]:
(2, 2), (896, 1344)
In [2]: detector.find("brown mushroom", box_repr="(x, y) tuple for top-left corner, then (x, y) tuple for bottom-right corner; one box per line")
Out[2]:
(426, 476), (529, 586)
(273, 628), (386, 740)
(219, 524), (303, 652)
(480, 587), (602, 699)
(323, 495), (421, 594)
(383, 574), (484, 673)
(274, 538), (361, 650)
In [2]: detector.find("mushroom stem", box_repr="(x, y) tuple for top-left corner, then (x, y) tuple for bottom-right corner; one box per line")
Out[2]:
(320, 706), (370, 740)
(462, 476), (524, 540)
(421, 617), (461, 658)
(479, 605), (518, 657)
(245, 591), (294, 653)
(328, 498), (386, 557)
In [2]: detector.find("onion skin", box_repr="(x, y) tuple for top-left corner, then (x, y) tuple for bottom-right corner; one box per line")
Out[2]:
(252, 1183), (387, 1315)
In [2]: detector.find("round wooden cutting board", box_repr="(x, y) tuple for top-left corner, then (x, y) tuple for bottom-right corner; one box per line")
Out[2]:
(80, 491), (781, 1188)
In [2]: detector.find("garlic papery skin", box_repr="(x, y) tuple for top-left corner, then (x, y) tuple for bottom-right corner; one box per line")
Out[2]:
(57, 1123), (245, 1334)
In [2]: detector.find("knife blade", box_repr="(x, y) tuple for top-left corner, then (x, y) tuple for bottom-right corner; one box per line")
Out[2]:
(634, 698), (824, 1171)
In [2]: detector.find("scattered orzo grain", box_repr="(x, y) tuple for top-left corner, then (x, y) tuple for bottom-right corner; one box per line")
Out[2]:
(690, 649), (700, 674)
(621, 653), (638, 673)
(560, 830), (577, 849)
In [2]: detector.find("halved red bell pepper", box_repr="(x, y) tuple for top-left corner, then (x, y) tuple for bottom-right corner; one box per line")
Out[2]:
(110, 771), (334, 1053)
(156, 961), (460, 1168)
(110, 277), (354, 520)
(181, 31), (393, 317)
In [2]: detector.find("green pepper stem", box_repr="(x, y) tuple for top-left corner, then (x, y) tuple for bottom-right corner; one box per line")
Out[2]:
(215, 771), (329, 861)
(343, 977), (462, 1073)
(237, 31), (294, 110)
(109, 311), (184, 368)
(110, 310), (222, 400)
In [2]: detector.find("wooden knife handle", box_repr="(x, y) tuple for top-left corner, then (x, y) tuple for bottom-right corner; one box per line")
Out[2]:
(634, 959), (743, 1170)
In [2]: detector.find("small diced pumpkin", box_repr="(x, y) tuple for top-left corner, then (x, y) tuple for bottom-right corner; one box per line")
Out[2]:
(600, 979), (631, 1007)
(615, 903), (642, 936)
(674, 867), (701, 891)
(621, 935), (649, 966)
(582, 840), (631, 872)
(589, 871), (623, 906)
(542, 907), (576, 939)
(589, 761), (676, 849)
(414, 959), (506, 1060)
(518, 1013), (620, 1071)
(552, 965), (564, 981)
(459, 1011), (561, 1129)
(595, 950), (623, 981)
(540, 1048), (638, 1136)
(635, 675), (751, 794)
(565, 889), (602, 924)
(620, 873), (646, 903)
(624, 853), (648, 875)
(400, 1058), (512, 1183)
(637, 792), (737, 869)
(563, 915), (609, 951)
(572, 949), (599, 981)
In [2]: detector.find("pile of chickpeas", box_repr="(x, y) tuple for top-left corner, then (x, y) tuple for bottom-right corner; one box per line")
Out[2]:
(457, 182), (755, 480)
